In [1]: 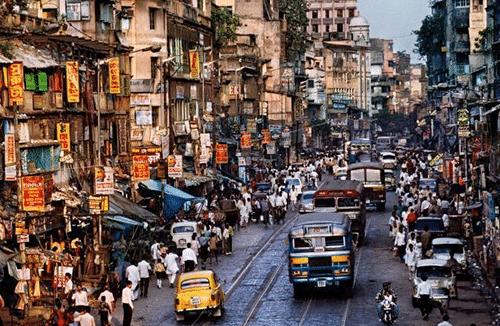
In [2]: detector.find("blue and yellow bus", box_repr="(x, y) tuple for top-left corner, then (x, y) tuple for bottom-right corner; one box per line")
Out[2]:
(288, 213), (355, 297)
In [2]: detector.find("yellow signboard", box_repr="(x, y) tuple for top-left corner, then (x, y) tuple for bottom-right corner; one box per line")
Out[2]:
(65, 61), (80, 103)
(108, 57), (121, 94)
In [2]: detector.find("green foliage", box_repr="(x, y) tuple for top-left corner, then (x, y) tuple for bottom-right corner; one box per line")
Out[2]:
(413, 12), (445, 59)
(212, 7), (240, 48)
(373, 109), (411, 134)
(279, 0), (308, 59)
(473, 27), (492, 53)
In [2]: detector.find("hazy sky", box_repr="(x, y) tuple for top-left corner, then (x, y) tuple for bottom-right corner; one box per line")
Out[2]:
(358, 0), (431, 63)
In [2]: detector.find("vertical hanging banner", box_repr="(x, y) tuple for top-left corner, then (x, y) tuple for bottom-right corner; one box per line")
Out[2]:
(65, 61), (80, 103)
(108, 57), (121, 94)
(7, 62), (24, 106)
(189, 50), (200, 79)
(21, 176), (45, 212)
(57, 123), (71, 152)
(262, 129), (271, 144)
(132, 155), (150, 181)
(4, 134), (16, 165)
(167, 155), (183, 178)
(215, 144), (229, 164)
(240, 132), (252, 149)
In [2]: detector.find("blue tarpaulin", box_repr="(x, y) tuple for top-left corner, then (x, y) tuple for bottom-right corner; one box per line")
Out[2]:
(139, 180), (202, 220)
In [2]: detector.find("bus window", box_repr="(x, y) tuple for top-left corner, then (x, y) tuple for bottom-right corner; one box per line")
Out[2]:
(293, 238), (313, 249)
(314, 198), (336, 208)
(366, 169), (382, 183)
(325, 236), (345, 247)
(350, 169), (365, 182)
(338, 197), (360, 208)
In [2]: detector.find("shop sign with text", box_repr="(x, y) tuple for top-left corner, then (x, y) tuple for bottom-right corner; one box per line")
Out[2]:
(262, 129), (271, 144)
(22, 176), (45, 212)
(94, 166), (114, 195)
(66, 61), (80, 103)
(8, 62), (24, 106)
(215, 144), (228, 164)
(57, 123), (71, 152)
(89, 195), (109, 214)
(240, 132), (252, 149)
(189, 50), (200, 79)
(108, 57), (121, 94)
(167, 155), (183, 178)
(132, 155), (150, 181)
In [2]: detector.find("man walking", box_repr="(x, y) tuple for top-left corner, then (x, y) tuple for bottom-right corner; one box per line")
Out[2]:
(137, 257), (151, 298)
(165, 248), (180, 288)
(125, 261), (140, 300)
(417, 273), (432, 320)
(182, 243), (198, 272)
(122, 281), (134, 326)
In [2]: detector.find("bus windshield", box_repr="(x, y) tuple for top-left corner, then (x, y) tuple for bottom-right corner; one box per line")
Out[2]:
(349, 169), (365, 182)
(314, 198), (336, 208)
(366, 169), (382, 184)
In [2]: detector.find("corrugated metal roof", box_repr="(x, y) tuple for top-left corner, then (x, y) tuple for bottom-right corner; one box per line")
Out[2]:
(0, 54), (12, 64)
(12, 43), (59, 69)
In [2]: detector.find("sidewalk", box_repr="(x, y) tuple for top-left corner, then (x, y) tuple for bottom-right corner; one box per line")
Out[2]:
(106, 220), (278, 325)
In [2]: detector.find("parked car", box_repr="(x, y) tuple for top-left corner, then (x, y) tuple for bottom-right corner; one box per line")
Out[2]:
(412, 259), (457, 307)
(431, 237), (467, 275)
(171, 222), (198, 250)
(175, 270), (225, 321)
(384, 169), (396, 191)
(414, 217), (446, 239)
(298, 190), (315, 214)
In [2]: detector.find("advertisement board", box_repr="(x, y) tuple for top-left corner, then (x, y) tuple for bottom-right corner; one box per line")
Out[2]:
(57, 123), (71, 152)
(132, 155), (150, 181)
(7, 62), (24, 106)
(108, 57), (121, 94)
(94, 166), (114, 195)
(167, 155), (183, 178)
(66, 61), (80, 103)
(240, 132), (252, 149)
(22, 176), (45, 212)
(215, 144), (229, 164)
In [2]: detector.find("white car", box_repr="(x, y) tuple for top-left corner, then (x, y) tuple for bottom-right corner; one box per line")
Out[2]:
(431, 237), (467, 274)
(380, 152), (397, 169)
(170, 221), (197, 249)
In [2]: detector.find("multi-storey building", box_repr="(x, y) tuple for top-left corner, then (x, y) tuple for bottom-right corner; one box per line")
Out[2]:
(306, 0), (358, 41)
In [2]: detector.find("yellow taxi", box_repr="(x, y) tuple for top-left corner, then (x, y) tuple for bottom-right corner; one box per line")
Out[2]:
(174, 270), (225, 321)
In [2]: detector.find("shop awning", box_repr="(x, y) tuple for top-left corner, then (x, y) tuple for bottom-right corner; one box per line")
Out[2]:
(0, 54), (12, 64)
(164, 183), (202, 220)
(12, 42), (60, 69)
(108, 194), (158, 224)
(183, 174), (216, 187)
(105, 215), (143, 227)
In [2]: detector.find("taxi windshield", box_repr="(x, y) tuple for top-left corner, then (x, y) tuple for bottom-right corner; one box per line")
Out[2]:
(417, 266), (451, 278)
(433, 244), (463, 255)
(173, 226), (195, 233)
(180, 278), (210, 290)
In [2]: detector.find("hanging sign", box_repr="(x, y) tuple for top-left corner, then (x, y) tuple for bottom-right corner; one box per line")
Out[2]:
(132, 155), (150, 181)
(5, 134), (15, 165)
(108, 57), (121, 94)
(21, 176), (45, 212)
(57, 123), (71, 152)
(189, 50), (200, 79)
(88, 195), (109, 214)
(8, 62), (24, 106)
(215, 144), (229, 164)
(240, 132), (252, 149)
(266, 141), (276, 155)
(167, 155), (183, 178)
(65, 61), (80, 103)
(262, 129), (271, 144)
(457, 107), (470, 138)
(94, 166), (114, 195)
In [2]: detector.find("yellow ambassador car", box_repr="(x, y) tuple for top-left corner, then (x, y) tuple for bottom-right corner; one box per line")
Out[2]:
(175, 270), (225, 321)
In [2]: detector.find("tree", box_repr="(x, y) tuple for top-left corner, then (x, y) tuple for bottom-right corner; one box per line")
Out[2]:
(212, 7), (240, 48)
(413, 12), (445, 59)
(279, 0), (308, 60)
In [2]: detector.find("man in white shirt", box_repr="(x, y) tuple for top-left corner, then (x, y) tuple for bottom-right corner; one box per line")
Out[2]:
(74, 308), (96, 326)
(71, 284), (89, 312)
(98, 285), (115, 322)
(182, 243), (198, 272)
(165, 249), (179, 288)
(125, 262), (140, 300)
(64, 273), (73, 297)
(122, 281), (134, 326)
(150, 240), (161, 261)
(416, 273), (432, 320)
(137, 258), (151, 298)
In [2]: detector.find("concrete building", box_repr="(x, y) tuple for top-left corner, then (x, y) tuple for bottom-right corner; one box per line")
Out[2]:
(306, 0), (358, 40)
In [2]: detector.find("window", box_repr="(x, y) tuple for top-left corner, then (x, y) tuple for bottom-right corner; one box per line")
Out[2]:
(312, 10), (318, 19)
(180, 278), (210, 289)
(314, 197), (335, 208)
(349, 8), (355, 17)
(337, 9), (343, 18)
(150, 57), (158, 79)
(324, 9), (330, 18)
(337, 23), (344, 33)
(149, 8), (157, 30)
(325, 24), (331, 33)
(454, 0), (469, 7)
(307, 80), (314, 88)
(312, 24), (319, 33)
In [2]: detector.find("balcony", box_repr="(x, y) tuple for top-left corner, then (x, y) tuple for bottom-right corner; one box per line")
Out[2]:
(167, 1), (200, 25)
(450, 40), (470, 53)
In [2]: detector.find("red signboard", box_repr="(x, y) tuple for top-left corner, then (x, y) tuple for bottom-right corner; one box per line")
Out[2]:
(215, 144), (228, 164)
(22, 176), (45, 212)
(262, 129), (271, 144)
(132, 155), (150, 181)
(240, 132), (252, 149)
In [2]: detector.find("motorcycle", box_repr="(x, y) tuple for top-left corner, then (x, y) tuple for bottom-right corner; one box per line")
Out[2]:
(381, 299), (396, 325)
